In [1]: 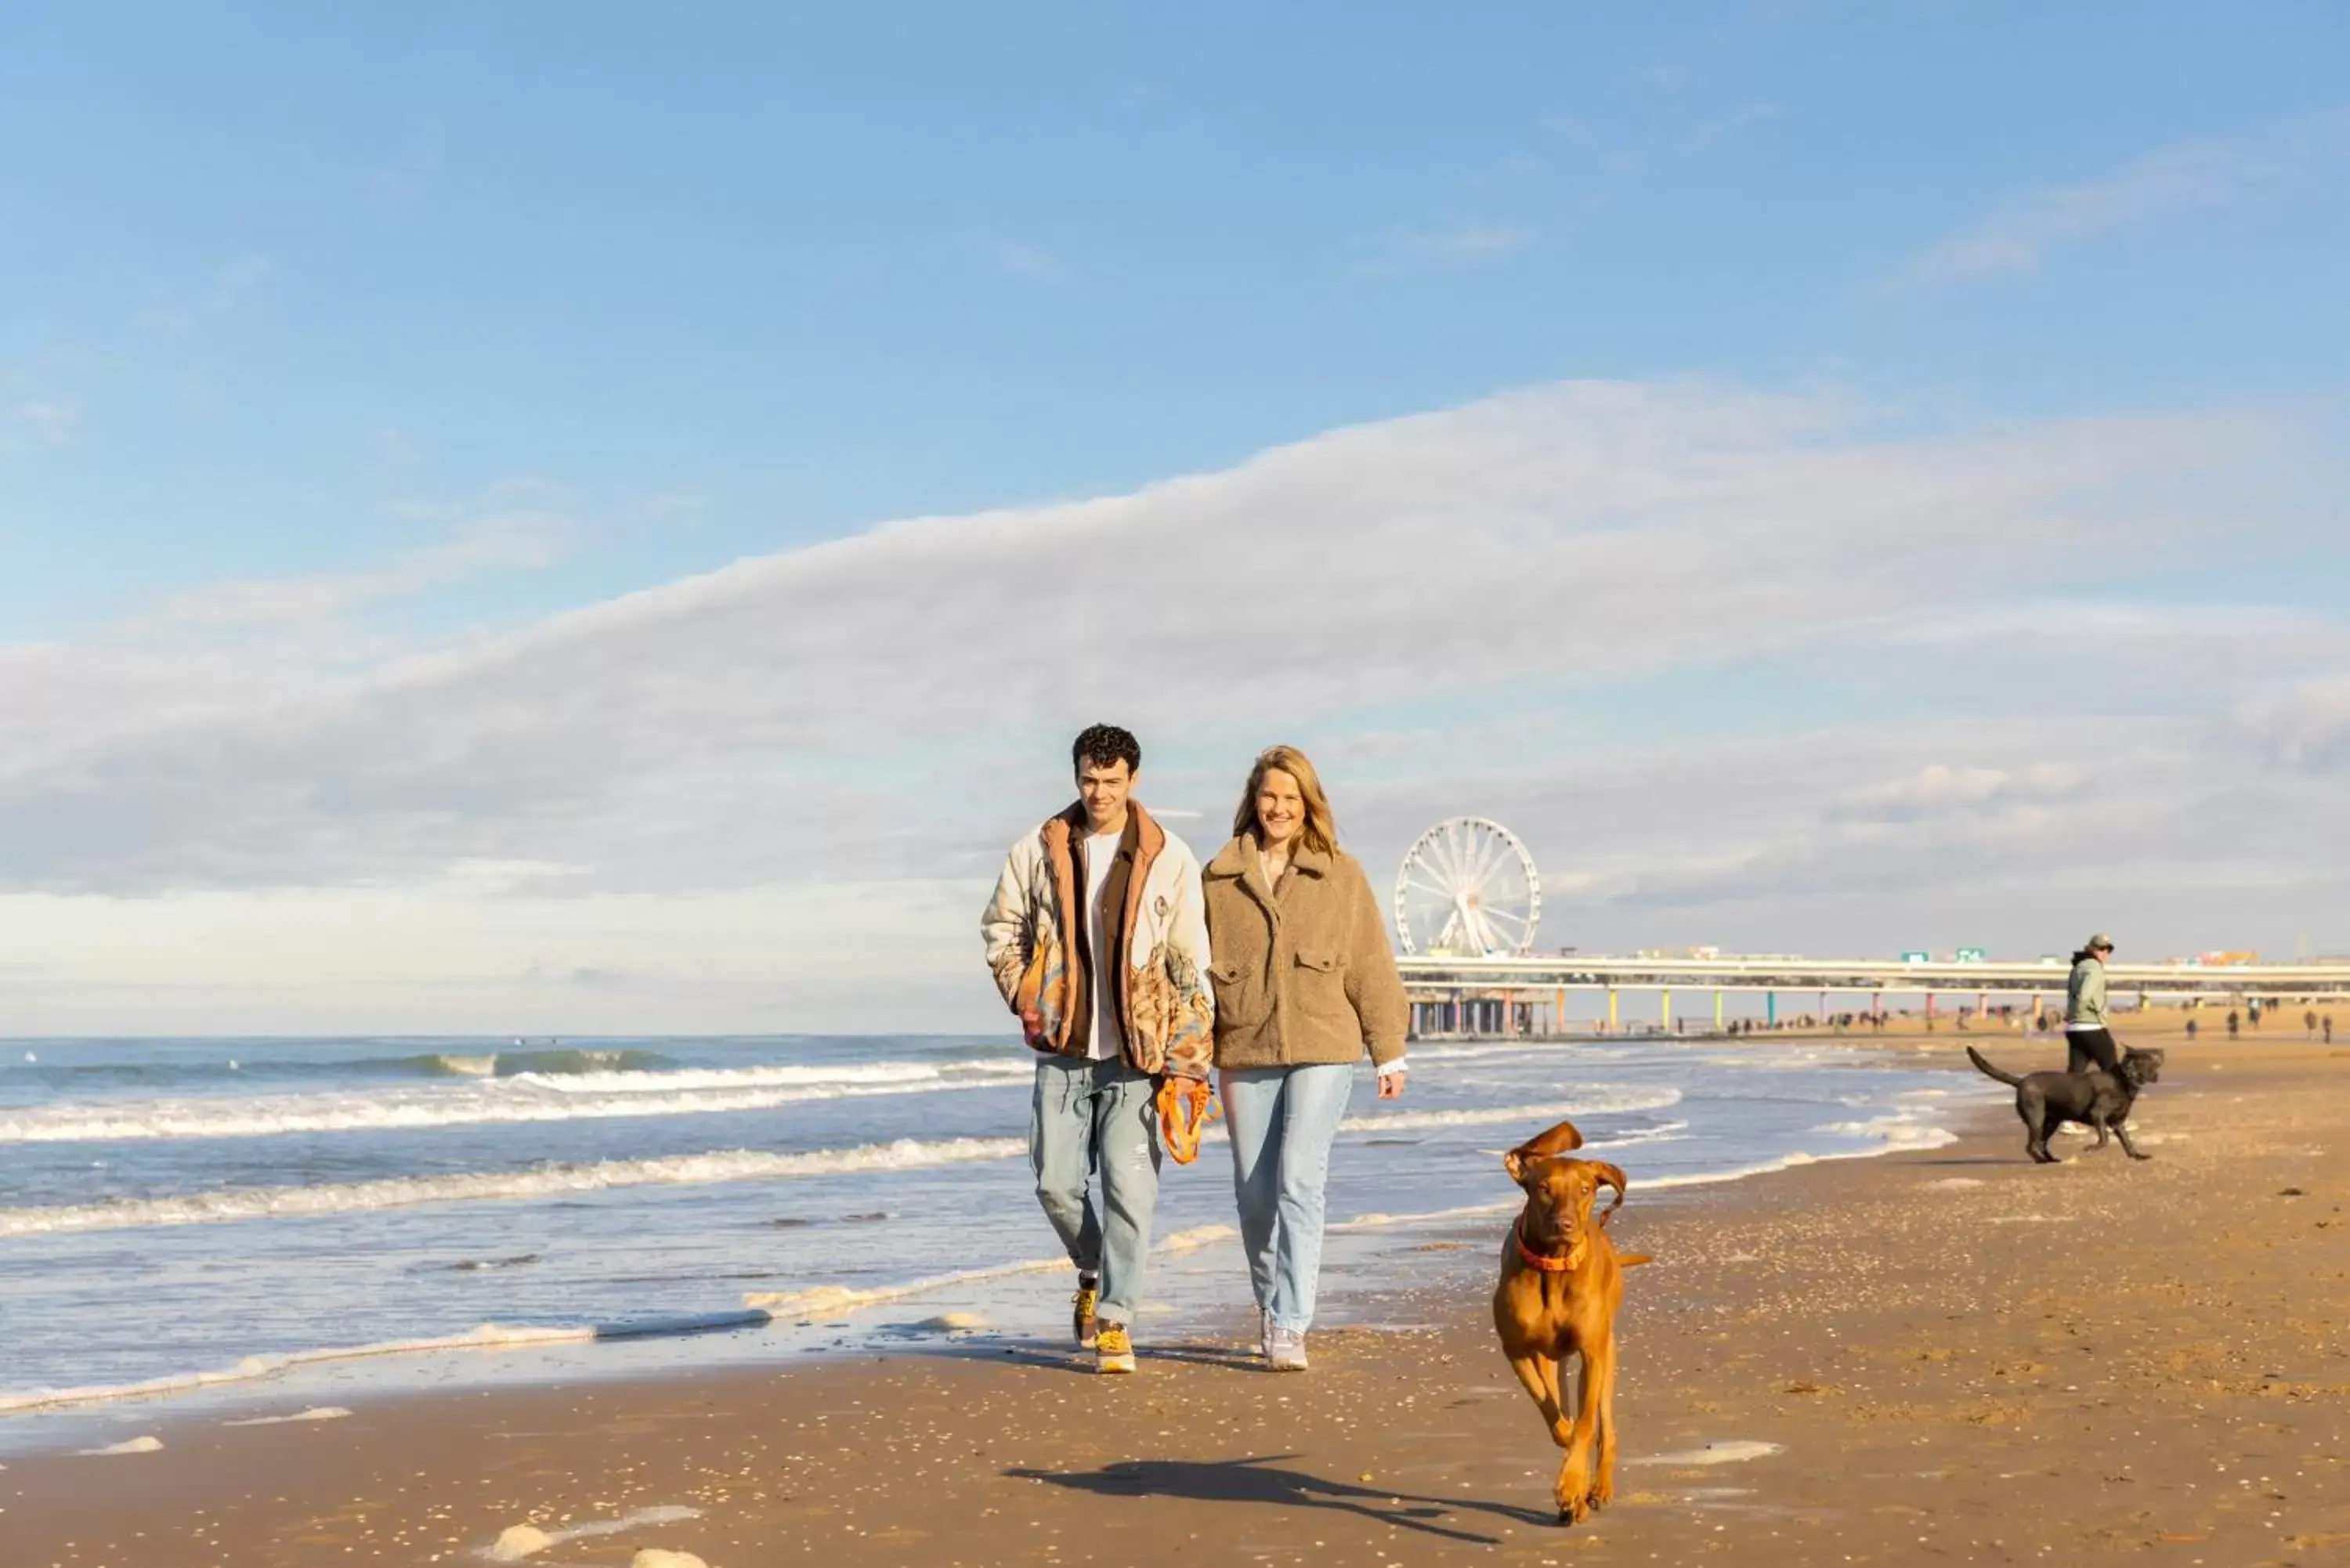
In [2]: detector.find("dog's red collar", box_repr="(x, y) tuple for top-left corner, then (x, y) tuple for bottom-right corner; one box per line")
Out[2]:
(1513, 1217), (1576, 1274)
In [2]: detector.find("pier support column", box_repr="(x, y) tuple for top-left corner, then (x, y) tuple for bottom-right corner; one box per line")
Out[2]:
(1607, 988), (1618, 1033)
(1714, 989), (1724, 1029)
(1766, 991), (1777, 1028)
(1660, 988), (1672, 1031)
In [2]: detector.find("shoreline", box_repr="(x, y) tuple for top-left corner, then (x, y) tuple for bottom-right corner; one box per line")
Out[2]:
(12, 1030), (2348, 1564)
(0, 1035), (1946, 1439)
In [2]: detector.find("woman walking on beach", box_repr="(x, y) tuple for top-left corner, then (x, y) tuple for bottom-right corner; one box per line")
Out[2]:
(2065, 932), (2121, 1074)
(1201, 745), (1409, 1371)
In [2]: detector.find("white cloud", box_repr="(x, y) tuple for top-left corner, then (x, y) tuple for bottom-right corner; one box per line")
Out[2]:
(978, 236), (1078, 287)
(1906, 109), (2350, 284)
(145, 512), (565, 637)
(146, 253), (281, 334)
(0, 878), (996, 1035)
(2240, 675), (2350, 772)
(1357, 222), (1534, 277)
(370, 123), (445, 220)
(1, 378), (2342, 1028)
(1689, 101), (1782, 150)
(1824, 763), (2084, 825)
(14, 398), (81, 445)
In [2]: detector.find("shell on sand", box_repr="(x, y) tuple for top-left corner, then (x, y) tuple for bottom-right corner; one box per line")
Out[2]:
(489, 1523), (553, 1560)
(909, 1312), (987, 1331)
(1629, 1440), (1784, 1466)
(224, 1406), (352, 1427)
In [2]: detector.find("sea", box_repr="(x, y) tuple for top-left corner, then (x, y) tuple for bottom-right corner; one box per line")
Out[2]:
(0, 1031), (1961, 1450)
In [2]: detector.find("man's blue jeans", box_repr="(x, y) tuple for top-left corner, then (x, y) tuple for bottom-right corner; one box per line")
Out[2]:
(1030, 1054), (1162, 1328)
(1218, 1063), (1354, 1333)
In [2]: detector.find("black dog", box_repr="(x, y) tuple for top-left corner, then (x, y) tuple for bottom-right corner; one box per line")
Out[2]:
(1966, 1046), (2164, 1164)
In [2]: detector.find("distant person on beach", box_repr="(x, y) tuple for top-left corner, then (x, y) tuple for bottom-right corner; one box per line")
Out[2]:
(2065, 934), (2122, 1074)
(1201, 745), (1408, 1372)
(2228, 1010), (2240, 1041)
(980, 723), (1215, 1374)
(2186, 1017), (2198, 1041)
(2327, 1015), (2334, 1044)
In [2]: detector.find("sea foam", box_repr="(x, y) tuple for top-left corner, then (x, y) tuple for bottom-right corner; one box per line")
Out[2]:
(0, 1060), (1028, 1143)
(0, 1136), (1028, 1237)
(0, 1322), (600, 1415)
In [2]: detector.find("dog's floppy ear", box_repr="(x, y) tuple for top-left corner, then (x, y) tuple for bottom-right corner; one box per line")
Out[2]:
(1505, 1119), (1584, 1186)
(1523, 1119), (1585, 1157)
(1589, 1162), (1629, 1225)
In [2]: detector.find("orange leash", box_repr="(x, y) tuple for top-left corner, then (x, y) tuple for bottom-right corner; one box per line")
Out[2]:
(1155, 1078), (1219, 1165)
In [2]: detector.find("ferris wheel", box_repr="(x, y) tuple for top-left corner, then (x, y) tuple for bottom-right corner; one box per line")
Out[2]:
(1393, 817), (1542, 957)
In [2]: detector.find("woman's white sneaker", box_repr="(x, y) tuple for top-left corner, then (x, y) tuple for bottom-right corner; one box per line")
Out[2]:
(1266, 1323), (1308, 1371)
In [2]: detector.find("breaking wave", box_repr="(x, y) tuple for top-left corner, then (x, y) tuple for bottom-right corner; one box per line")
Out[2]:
(0, 1059), (1032, 1143)
(392, 1049), (680, 1078)
(1335, 1088), (1682, 1134)
(0, 1047), (682, 1086)
(0, 1136), (1028, 1237)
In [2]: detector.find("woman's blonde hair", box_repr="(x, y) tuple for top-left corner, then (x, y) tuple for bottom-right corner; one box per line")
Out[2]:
(1233, 744), (1340, 856)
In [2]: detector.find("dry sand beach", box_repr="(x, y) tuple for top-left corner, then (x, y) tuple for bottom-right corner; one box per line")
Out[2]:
(12, 1021), (2350, 1567)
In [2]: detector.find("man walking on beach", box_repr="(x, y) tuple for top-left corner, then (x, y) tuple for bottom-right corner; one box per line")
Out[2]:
(982, 724), (1215, 1373)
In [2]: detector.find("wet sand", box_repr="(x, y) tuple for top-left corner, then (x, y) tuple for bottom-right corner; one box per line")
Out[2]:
(11, 1029), (2350, 1566)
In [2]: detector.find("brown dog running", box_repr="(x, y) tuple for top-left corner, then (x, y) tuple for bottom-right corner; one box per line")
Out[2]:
(1493, 1118), (1652, 1524)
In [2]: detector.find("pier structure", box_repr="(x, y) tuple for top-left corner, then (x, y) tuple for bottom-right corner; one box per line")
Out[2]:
(1399, 954), (2350, 1039)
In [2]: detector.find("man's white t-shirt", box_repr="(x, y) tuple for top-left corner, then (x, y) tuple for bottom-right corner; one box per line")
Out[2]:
(1084, 829), (1126, 1061)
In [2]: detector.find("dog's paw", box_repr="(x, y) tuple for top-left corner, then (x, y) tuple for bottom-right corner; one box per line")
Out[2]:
(2129, 1151), (2153, 1162)
(1556, 1465), (1593, 1523)
(1587, 1476), (1614, 1511)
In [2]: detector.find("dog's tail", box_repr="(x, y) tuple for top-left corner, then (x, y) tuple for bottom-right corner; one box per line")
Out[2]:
(1965, 1046), (2024, 1087)
(1617, 1252), (1655, 1269)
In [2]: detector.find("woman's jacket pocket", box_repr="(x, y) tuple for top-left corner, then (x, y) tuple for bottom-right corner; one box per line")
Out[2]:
(1292, 948), (1350, 1022)
(1207, 959), (1267, 1030)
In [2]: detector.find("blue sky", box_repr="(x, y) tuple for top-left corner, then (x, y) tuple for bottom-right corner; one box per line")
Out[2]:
(8, 3), (2345, 630)
(2, 4), (2347, 1031)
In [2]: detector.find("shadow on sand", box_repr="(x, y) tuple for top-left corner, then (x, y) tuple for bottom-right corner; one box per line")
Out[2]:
(1006, 1453), (1556, 1542)
(923, 1337), (1266, 1376)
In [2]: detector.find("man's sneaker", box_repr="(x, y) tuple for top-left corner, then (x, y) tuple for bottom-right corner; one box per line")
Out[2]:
(1095, 1322), (1137, 1374)
(1267, 1322), (1308, 1372)
(1072, 1281), (1100, 1349)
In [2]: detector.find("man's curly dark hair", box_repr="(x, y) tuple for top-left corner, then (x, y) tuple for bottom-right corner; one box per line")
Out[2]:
(1072, 723), (1141, 778)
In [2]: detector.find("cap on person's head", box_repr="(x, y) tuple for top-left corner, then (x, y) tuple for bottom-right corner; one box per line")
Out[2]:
(2085, 932), (2114, 952)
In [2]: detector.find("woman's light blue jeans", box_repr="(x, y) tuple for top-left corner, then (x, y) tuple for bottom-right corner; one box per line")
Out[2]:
(1218, 1063), (1355, 1333)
